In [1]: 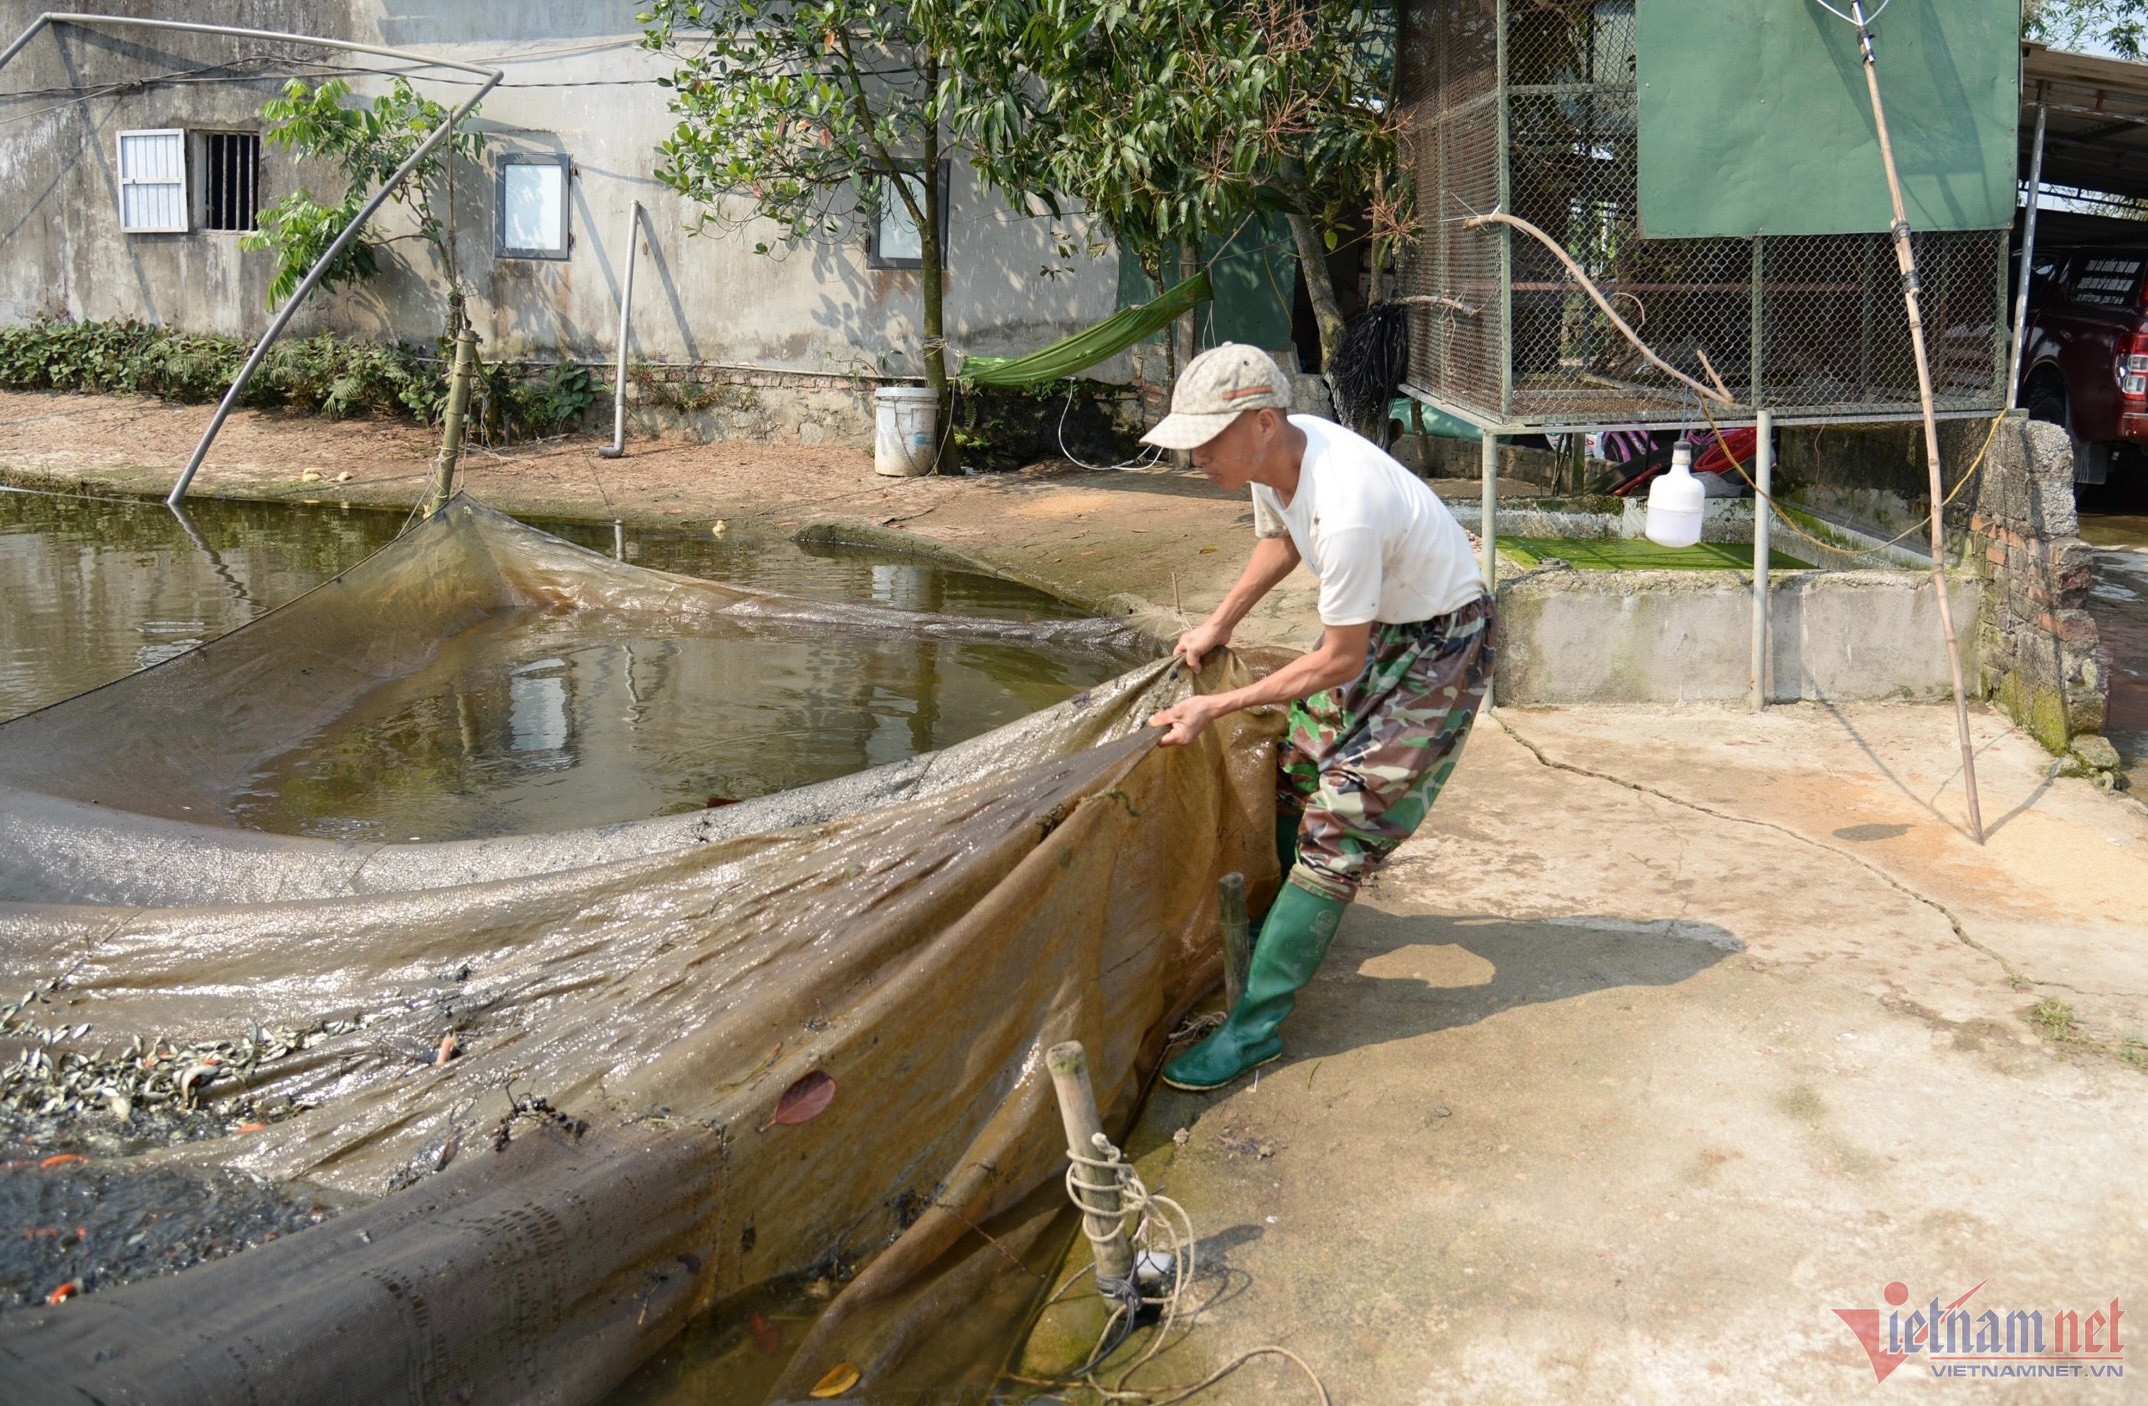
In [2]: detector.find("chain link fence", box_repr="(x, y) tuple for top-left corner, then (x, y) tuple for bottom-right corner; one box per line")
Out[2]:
(1399, 0), (2010, 429)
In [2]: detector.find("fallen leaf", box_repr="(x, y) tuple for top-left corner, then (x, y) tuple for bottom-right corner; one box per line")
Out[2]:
(809, 1363), (860, 1398)
(767, 1070), (836, 1128)
(750, 1310), (781, 1355)
(45, 1280), (76, 1306)
(1199, 546), (1218, 554)
(38, 1154), (85, 1170)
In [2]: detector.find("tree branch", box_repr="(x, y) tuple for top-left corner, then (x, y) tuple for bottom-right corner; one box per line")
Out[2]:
(1461, 210), (1737, 407)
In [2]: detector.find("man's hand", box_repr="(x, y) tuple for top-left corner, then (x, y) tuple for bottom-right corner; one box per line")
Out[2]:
(1147, 694), (1225, 747)
(1173, 619), (1233, 671)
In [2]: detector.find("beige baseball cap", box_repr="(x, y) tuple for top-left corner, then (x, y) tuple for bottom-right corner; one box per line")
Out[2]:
(1140, 343), (1293, 450)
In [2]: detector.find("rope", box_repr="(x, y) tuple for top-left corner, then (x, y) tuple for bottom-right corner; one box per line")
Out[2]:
(1006, 1130), (1329, 1404)
(1694, 401), (2007, 567)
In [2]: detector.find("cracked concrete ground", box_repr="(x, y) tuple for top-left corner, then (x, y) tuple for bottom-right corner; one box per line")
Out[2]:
(1022, 701), (2147, 1402)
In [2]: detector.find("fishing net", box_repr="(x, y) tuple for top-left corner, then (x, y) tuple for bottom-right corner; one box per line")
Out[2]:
(0, 499), (1282, 1403)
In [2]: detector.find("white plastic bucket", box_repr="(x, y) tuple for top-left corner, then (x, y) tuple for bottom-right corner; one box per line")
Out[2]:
(1643, 448), (1706, 549)
(873, 385), (940, 477)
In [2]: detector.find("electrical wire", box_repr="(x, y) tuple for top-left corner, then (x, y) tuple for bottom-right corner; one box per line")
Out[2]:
(1001, 1127), (1331, 1405)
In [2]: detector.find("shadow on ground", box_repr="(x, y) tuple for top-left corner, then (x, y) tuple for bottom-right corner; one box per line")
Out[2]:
(1311, 908), (1741, 1057)
(1134, 908), (1739, 1160)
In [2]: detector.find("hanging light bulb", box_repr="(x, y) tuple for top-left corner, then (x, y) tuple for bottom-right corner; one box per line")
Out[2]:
(1644, 437), (1706, 548)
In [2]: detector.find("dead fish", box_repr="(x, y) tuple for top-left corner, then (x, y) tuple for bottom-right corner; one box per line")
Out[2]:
(177, 1064), (218, 1106)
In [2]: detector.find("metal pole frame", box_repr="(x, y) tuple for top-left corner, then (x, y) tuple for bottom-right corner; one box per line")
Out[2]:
(1479, 426), (1498, 593)
(1751, 410), (1774, 711)
(0, 13), (504, 506)
(2006, 83), (2049, 412)
(599, 200), (645, 460)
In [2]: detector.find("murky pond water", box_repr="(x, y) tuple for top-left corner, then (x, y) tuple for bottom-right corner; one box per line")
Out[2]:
(0, 489), (1137, 838)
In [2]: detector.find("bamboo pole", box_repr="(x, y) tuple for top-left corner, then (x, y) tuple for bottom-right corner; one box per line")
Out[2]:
(1841, 0), (1985, 843)
(421, 328), (477, 519)
(1044, 1042), (1133, 1284)
(1219, 872), (1250, 1011)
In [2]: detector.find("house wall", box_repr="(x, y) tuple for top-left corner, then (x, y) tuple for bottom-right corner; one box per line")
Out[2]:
(0, 2), (1126, 445)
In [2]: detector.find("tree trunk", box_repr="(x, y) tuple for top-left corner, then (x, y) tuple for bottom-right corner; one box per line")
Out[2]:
(1173, 223), (1200, 467)
(1281, 158), (1346, 376)
(919, 53), (951, 473)
(1176, 224), (1200, 373)
(1286, 208), (1346, 376)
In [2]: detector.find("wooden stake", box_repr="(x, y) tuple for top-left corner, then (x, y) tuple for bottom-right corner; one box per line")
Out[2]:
(422, 327), (477, 519)
(1219, 872), (1251, 1011)
(1044, 1041), (1133, 1283)
(1846, 1), (1985, 843)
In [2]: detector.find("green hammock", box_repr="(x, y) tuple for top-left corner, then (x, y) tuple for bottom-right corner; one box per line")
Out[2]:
(957, 271), (1213, 388)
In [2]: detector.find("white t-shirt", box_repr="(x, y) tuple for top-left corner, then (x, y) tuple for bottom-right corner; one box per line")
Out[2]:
(1251, 416), (1483, 627)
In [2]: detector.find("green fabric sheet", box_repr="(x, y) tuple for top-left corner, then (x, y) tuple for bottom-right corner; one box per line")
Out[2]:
(1635, 0), (2017, 237)
(958, 271), (1213, 387)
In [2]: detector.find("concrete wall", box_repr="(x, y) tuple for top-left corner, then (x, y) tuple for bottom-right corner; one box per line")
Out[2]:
(0, 2), (1126, 444)
(1495, 567), (1982, 706)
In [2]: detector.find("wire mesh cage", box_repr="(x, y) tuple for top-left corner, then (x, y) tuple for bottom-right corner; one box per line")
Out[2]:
(1398, 0), (2011, 430)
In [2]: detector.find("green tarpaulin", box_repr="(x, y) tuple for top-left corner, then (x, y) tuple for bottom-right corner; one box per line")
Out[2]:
(958, 271), (1212, 387)
(1635, 0), (2017, 238)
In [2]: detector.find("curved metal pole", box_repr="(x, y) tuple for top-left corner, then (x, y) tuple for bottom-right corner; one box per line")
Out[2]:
(0, 13), (503, 507)
(599, 201), (644, 460)
(164, 65), (498, 505)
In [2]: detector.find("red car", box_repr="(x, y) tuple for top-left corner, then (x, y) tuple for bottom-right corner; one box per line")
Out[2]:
(2018, 244), (2148, 484)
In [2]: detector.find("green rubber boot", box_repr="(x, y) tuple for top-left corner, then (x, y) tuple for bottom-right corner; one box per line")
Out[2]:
(1162, 878), (1348, 1092)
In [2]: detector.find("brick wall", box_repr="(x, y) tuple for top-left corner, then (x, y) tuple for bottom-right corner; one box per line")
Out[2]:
(1966, 417), (2105, 752)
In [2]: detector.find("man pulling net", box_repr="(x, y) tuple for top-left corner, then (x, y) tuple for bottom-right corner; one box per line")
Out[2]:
(1143, 345), (1495, 1092)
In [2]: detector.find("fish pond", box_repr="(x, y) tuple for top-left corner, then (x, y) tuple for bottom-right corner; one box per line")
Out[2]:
(0, 487), (1140, 839)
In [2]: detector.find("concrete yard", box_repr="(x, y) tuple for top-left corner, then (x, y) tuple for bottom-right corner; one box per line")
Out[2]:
(1089, 701), (2147, 1403)
(4, 395), (2143, 1402)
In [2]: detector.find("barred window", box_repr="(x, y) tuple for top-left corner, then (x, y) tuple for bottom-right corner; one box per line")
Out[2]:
(198, 132), (260, 232)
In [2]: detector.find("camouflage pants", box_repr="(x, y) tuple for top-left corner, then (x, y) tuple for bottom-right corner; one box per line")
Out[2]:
(1279, 596), (1495, 902)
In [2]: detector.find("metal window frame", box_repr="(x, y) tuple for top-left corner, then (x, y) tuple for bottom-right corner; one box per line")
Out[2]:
(864, 162), (949, 270)
(116, 127), (188, 234)
(496, 152), (573, 261)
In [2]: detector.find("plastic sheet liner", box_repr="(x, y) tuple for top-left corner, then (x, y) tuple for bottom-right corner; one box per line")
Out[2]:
(0, 499), (1280, 1403)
